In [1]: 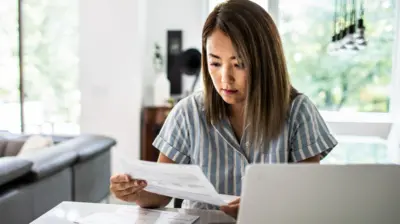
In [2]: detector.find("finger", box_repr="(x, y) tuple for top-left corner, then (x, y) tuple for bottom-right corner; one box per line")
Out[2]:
(112, 180), (147, 194)
(228, 197), (240, 205)
(110, 182), (135, 191)
(220, 206), (234, 217)
(124, 175), (147, 184)
(115, 186), (140, 197)
(113, 187), (140, 199)
(116, 191), (138, 202)
(220, 204), (239, 219)
(119, 188), (145, 202)
(126, 174), (136, 181)
(133, 180), (147, 187)
(110, 174), (129, 183)
(120, 192), (139, 202)
(110, 179), (147, 192)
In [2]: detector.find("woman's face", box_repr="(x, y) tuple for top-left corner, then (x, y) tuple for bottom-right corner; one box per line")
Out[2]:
(206, 29), (248, 106)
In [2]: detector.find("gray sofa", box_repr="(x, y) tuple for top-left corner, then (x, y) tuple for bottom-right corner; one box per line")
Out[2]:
(0, 134), (116, 224)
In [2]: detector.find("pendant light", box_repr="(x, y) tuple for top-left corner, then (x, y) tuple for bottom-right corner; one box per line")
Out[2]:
(345, 0), (359, 53)
(337, 0), (348, 54)
(328, 0), (367, 55)
(355, 0), (367, 49)
(328, 0), (340, 54)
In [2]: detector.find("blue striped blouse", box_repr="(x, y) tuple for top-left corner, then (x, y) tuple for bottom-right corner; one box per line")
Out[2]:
(152, 91), (337, 209)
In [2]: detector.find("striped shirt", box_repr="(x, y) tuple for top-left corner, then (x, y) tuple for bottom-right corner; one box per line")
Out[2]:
(152, 91), (337, 209)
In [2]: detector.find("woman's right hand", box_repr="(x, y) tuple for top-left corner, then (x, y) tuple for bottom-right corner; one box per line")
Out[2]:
(110, 174), (147, 202)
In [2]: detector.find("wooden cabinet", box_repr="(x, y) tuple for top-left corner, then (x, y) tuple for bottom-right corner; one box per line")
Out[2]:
(140, 106), (172, 162)
(140, 105), (184, 208)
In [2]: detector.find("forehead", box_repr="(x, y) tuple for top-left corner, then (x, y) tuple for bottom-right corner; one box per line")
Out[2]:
(206, 29), (236, 56)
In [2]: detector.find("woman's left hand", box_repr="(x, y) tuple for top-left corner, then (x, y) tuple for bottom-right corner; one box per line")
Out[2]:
(220, 198), (240, 219)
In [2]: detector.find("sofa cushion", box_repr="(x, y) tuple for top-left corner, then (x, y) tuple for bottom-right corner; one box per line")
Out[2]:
(73, 135), (117, 161)
(50, 135), (117, 162)
(0, 157), (33, 186)
(21, 146), (78, 180)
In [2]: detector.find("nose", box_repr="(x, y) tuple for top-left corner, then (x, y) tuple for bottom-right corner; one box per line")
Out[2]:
(221, 65), (234, 83)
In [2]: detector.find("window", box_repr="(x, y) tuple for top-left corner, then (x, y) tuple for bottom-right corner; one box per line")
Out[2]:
(0, 0), (80, 135)
(279, 0), (395, 113)
(322, 136), (390, 164)
(22, 0), (79, 134)
(0, 0), (21, 133)
(278, 0), (398, 164)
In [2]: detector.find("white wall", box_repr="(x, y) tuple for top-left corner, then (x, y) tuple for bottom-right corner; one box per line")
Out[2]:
(79, 0), (207, 172)
(142, 0), (207, 105)
(79, 0), (147, 172)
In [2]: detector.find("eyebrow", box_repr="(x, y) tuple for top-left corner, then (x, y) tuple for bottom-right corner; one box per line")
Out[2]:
(208, 53), (236, 60)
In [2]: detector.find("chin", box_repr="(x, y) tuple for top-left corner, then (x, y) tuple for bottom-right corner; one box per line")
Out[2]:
(220, 95), (244, 105)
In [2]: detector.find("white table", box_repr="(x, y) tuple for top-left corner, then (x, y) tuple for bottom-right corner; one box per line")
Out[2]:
(31, 201), (236, 224)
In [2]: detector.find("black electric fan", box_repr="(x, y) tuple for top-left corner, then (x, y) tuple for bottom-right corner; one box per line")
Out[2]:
(176, 48), (201, 93)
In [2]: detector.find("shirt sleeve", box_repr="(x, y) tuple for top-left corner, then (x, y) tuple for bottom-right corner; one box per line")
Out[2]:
(152, 101), (191, 164)
(289, 96), (338, 162)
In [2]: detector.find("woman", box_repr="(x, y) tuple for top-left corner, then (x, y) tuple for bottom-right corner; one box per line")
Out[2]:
(110, 0), (337, 218)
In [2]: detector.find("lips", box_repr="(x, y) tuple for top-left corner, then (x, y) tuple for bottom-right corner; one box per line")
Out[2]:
(222, 89), (238, 94)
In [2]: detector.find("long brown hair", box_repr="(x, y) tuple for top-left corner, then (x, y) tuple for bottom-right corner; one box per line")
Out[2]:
(202, 0), (298, 147)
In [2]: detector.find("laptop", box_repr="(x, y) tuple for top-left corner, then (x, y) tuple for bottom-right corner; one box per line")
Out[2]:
(237, 164), (400, 224)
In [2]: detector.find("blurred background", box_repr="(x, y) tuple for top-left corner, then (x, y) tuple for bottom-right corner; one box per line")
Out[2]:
(1, 0), (399, 167)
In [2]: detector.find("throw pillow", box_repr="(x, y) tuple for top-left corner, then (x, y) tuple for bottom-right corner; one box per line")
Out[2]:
(17, 135), (54, 157)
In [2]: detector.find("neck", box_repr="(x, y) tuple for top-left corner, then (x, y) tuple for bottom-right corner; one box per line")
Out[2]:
(229, 103), (244, 119)
(228, 103), (246, 142)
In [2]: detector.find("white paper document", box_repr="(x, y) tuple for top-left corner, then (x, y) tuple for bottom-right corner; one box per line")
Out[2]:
(76, 207), (199, 224)
(121, 159), (229, 206)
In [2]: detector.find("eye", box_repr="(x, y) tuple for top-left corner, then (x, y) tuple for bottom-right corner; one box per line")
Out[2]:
(210, 62), (221, 67)
(234, 63), (245, 69)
